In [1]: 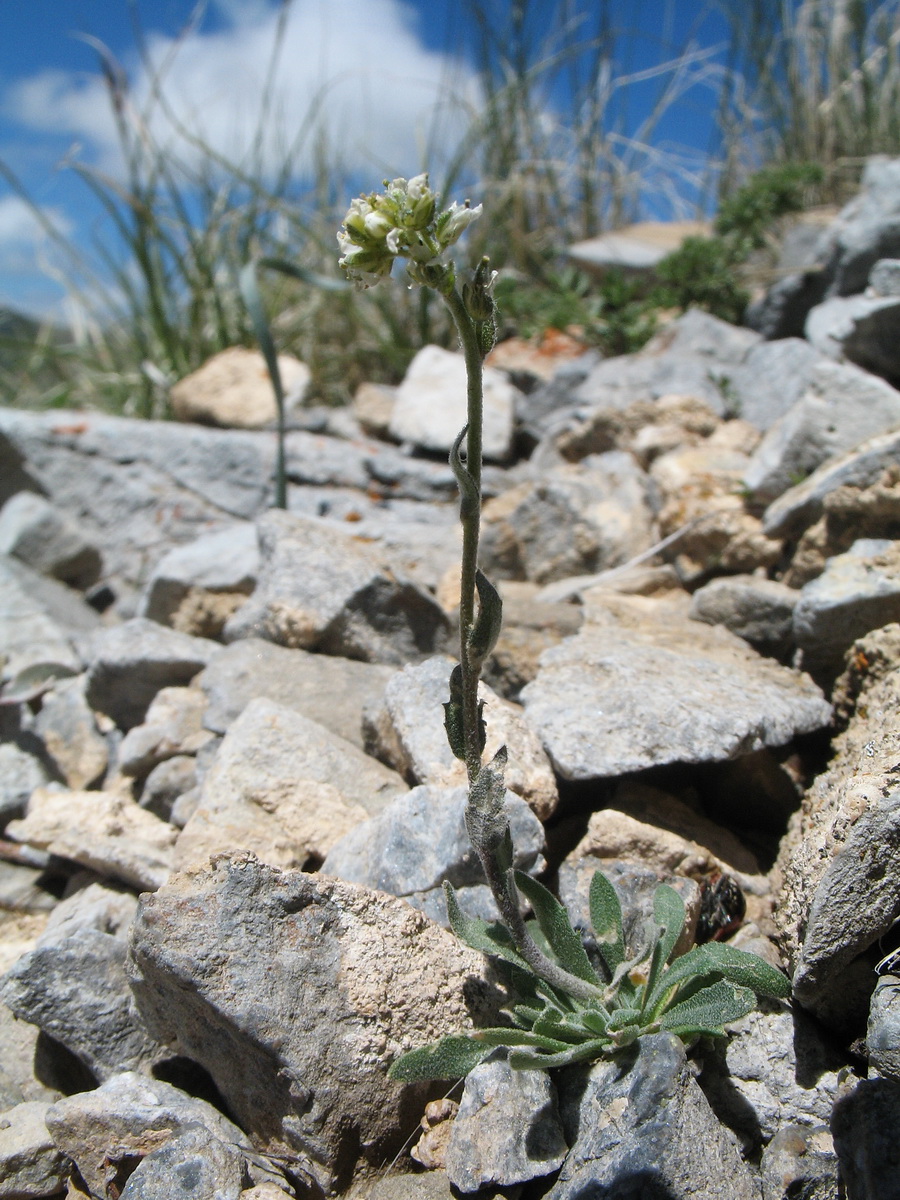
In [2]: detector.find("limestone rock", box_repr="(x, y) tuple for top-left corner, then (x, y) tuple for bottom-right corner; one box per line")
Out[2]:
(138, 523), (258, 632)
(117, 686), (213, 778)
(85, 619), (216, 731)
(521, 593), (831, 780)
(698, 1007), (850, 1147)
(774, 624), (900, 1030)
(0, 742), (50, 824)
(480, 452), (656, 585)
(0, 1100), (69, 1200)
(6, 787), (177, 891)
(549, 1032), (758, 1199)
(806, 292), (900, 382)
(832, 1076), (900, 1200)
(444, 1051), (567, 1192)
(364, 656), (558, 820)
(321, 784), (544, 920)
(744, 360), (900, 504)
(389, 345), (517, 462)
(870, 257), (900, 296)
(126, 856), (505, 1194)
(198, 637), (394, 750)
(793, 539), (900, 677)
(33, 675), (108, 790)
(760, 1125), (839, 1200)
(45, 1071), (257, 1200)
(222, 510), (448, 665)
(170, 346), (310, 429)
(727, 337), (826, 430)
(118, 1122), (246, 1199)
(0, 491), (101, 589)
(690, 574), (799, 657)
(867, 974), (900, 1081)
(174, 697), (406, 872)
(0, 556), (84, 684)
(765, 429), (900, 546)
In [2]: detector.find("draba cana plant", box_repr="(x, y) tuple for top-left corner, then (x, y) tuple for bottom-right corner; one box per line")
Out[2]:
(336, 175), (790, 1084)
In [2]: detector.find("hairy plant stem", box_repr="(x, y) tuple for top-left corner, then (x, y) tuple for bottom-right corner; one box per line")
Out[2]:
(443, 283), (605, 1007)
(443, 286), (485, 786)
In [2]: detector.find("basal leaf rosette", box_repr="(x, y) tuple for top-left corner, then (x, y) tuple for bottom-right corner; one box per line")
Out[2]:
(388, 870), (791, 1082)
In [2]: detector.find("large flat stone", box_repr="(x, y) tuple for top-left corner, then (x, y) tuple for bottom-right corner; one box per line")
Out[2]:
(521, 593), (831, 780)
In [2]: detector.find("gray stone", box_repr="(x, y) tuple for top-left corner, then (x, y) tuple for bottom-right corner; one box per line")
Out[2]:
(549, 1032), (757, 1199)
(745, 270), (831, 341)
(139, 756), (197, 821)
(0, 924), (160, 1080)
(831, 1075), (900, 1200)
(0, 490), (101, 589)
(698, 1007), (849, 1147)
(774, 625), (900, 1031)
(0, 742), (50, 824)
(727, 338), (825, 430)
(870, 258), (900, 296)
(126, 856), (506, 1194)
(480, 452), (656, 586)
(138, 522), (258, 628)
(45, 1071), (256, 1200)
(0, 407), (276, 598)
(521, 595), (831, 780)
(763, 427), (900, 541)
(222, 510), (449, 666)
(0, 556), (83, 683)
(33, 674), (108, 790)
(867, 974), (900, 1081)
(689, 574), (799, 656)
(793, 789), (900, 1027)
(825, 155), (900, 296)
(444, 1051), (567, 1192)
(760, 1125), (839, 1200)
(794, 539), (900, 677)
(744, 360), (900, 504)
(85, 618), (217, 730)
(806, 292), (900, 381)
(364, 656), (558, 820)
(321, 784), (544, 917)
(389, 344), (518, 463)
(118, 1122), (245, 1199)
(175, 697), (406, 872)
(198, 637), (394, 750)
(365, 1173), (456, 1200)
(40, 880), (138, 942)
(6, 786), (177, 892)
(0, 1100), (69, 1200)
(0, 1002), (63, 1110)
(117, 686), (212, 778)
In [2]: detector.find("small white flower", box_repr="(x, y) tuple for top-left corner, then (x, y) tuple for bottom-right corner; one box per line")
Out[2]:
(363, 211), (394, 240)
(407, 173), (430, 202)
(440, 202), (483, 247)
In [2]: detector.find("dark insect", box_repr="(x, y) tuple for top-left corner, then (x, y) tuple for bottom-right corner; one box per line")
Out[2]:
(696, 871), (746, 943)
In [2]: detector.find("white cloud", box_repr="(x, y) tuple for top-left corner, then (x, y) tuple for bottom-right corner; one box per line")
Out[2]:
(4, 0), (481, 185)
(0, 194), (72, 248)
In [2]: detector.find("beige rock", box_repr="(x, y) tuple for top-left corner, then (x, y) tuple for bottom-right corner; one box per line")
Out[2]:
(774, 622), (900, 1028)
(170, 347), (310, 429)
(6, 787), (177, 891)
(352, 382), (397, 439)
(175, 697), (406, 870)
(34, 676), (108, 790)
(118, 686), (213, 777)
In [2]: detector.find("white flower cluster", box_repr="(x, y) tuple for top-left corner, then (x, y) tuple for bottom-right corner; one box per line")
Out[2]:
(338, 174), (482, 288)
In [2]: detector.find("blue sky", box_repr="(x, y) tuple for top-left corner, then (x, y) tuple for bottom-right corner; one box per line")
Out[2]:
(0, 0), (731, 318)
